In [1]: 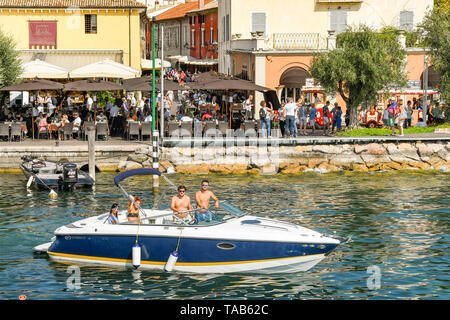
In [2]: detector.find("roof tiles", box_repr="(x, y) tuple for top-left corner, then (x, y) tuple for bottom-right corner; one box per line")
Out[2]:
(155, 0), (214, 21)
(0, 0), (146, 8)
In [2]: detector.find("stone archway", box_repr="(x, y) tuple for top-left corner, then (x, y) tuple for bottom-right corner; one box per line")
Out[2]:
(279, 66), (311, 103)
(421, 66), (440, 90)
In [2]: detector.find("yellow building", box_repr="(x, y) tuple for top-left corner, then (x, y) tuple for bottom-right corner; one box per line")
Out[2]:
(0, 0), (146, 74)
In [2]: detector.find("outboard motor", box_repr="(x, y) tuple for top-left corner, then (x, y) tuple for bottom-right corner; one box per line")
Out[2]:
(62, 163), (78, 190)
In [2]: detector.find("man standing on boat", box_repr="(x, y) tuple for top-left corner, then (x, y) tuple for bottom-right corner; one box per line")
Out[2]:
(171, 185), (194, 223)
(195, 180), (219, 223)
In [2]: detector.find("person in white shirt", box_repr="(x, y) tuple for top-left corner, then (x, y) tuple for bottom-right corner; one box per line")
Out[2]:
(86, 94), (93, 112)
(72, 112), (82, 138)
(244, 95), (254, 119)
(46, 95), (56, 116)
(138, 97), (146, 113)
(144, 112), (153, 123)
(180, 113), (193, 123)
(130, 93), (137, 109)
(166, 90), (174, 107)
(283, 97), (297, 137)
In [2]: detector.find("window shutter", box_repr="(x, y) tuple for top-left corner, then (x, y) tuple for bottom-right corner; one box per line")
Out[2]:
(222, 16), (225, 41)
(225, 14), (230, 41)
(330, 10), (347, 34)
(400, 11), (414, 31)
(251, 12), (266, 35)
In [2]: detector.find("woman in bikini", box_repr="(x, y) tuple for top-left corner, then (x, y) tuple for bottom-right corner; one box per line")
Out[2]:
(127, 196), (142, 223)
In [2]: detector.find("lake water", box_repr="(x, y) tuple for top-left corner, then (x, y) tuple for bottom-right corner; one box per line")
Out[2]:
(0, 171), (448, 300)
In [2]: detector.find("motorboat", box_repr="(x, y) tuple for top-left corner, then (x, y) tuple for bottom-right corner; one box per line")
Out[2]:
(34, 169), (345, 273)
(20, 156), (94, 191)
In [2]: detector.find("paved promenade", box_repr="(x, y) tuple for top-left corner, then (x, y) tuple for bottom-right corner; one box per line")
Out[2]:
(0, 131), (449, 151)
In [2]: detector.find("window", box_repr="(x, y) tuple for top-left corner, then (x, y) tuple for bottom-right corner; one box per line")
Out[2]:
(251, 12), (266, 36)
(225, 14), (230, 41)
(191, 29), (195, 47)
(222, 16), (225, 41)
(400, 10), (414, 32)
(201, 28), (205, 46)
(330, 9), (347, 34)
(85, 14), (97, 34)
(210, 27), (214, 43)
(184, 25), (188, 46)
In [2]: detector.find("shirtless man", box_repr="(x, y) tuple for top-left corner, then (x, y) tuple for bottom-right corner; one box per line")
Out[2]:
(195, 180), (219, 222)
(170, 185), (193, 222)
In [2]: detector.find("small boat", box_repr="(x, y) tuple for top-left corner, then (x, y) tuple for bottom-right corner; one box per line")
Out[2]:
(20, 156), (94, 190)
(34, 169), (345, 273)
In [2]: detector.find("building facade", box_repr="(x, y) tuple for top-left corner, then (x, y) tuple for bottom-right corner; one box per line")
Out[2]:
(217, 0), (435, 116)
(0, 0), (147, 72)
(147, 0), (218, 70)
(186, 0), (218, 62)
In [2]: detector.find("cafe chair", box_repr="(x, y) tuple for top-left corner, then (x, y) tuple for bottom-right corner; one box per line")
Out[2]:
(10, 123), (24, 141)
(96, 122), (108, 141)
(0, 122), (10, 141)
(128, 122), (140, 141)
(141, 122), (152, 141)
(62, 122), (74, 140)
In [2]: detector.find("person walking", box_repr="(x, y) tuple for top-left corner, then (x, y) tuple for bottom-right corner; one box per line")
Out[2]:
(335, 106), (343, 131)
(397, 104), (407, 137)
(387, 98), (398, 135)
(331, 102), (339, 132)
(278, 103), (286, 137)
(283, 97), (297, 137)
(298, 101), (308, 136)
(322, 101), (331, 135)
(309, 104), (317, 135)
(259, 101), (273, 137)
(404, 100), (412, 129)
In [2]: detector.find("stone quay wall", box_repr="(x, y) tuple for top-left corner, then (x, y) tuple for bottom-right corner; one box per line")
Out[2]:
(158, 140), (450, 174)
(2, 139), (448, 174)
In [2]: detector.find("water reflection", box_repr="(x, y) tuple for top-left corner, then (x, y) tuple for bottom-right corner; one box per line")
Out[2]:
(0, 171), (448, 299)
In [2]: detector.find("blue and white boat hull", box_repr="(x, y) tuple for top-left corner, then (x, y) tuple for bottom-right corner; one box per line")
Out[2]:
(44, 211), (340, 274)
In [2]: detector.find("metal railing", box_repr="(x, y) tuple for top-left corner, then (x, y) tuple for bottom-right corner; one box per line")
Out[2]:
(272, 33), (327, 50)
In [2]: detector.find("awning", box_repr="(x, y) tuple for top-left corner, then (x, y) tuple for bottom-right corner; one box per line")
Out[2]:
(176, 56), (218, 65)
(69, 59), (141, 79)
(188, 59), (218, 66)
(0, 79), (64, 91)
(63, 79), (123, 92)
(141, 58), (171, 70)
(21, 59), (69, 79)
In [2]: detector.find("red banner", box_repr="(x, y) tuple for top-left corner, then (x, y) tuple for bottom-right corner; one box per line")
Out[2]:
(29, 21), (57, 49)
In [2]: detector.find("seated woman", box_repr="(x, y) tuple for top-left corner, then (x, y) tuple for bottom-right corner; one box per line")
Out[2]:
(127, 195), (142, 223)
(58, 114), (69, 141)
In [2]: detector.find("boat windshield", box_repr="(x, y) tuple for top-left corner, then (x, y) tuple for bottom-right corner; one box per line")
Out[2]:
(155, 201), (247, 226)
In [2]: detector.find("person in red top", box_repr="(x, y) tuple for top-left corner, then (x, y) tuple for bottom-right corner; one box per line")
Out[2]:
(38, 114), (49, 134)
(202, 110), (213, 121)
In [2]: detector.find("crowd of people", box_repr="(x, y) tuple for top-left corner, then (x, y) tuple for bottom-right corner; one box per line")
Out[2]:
(1, 80), (449, 141)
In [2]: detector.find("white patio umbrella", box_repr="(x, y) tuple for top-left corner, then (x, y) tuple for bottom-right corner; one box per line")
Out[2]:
(69, 59), (141, 79)
(21, 59), (69, 79)
(141, 58), (171, 70)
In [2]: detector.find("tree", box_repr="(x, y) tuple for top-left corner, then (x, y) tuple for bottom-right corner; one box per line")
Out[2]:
(0, 28), (22, 103)
(419, 3), (449, 102)
(310, 25), (406, 128)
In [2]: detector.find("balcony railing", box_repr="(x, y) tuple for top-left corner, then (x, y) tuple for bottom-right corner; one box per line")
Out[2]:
(272, 33), (327, 50)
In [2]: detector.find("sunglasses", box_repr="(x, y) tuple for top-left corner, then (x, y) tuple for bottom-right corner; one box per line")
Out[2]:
(202, 184), (209, 187)
(179, 190), (186, 193)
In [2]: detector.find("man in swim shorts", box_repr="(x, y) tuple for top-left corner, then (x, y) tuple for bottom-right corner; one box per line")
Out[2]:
(195, 180), (219, 222)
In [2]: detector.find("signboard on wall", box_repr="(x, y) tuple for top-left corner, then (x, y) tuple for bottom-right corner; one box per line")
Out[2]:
(29, 21), (57, 49)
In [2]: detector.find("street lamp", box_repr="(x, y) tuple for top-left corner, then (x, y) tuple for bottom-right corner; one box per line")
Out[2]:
(422, 55), (429, 125)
